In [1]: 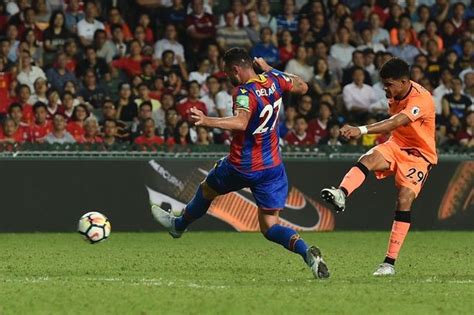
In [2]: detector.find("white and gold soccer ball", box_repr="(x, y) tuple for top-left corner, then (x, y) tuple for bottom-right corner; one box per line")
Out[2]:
(78, 212), (111, 244)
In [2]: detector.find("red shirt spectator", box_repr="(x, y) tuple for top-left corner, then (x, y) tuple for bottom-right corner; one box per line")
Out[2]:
(185, 1), (216, 51)
(0, 70), (12, 115)
(134, 135), (165, 146)
(67, 121), (85, 140)
(285, 130), (315, 145)
(0, 119), (26, 143)
(308, 119), (329, 144)
(28, 121), (53, 142)
(176, 81), (207, 122)
(285, 116), (315, 145)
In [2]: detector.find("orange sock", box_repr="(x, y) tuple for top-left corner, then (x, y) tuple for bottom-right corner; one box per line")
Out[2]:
(339, 162), (369, 197)
(384, 211), (411, 265)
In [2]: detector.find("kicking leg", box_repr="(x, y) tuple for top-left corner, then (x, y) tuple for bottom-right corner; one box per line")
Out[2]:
(151, 181), (219, 238)
(374, 186), (415, 276)
(259, 209), (329, 279)
(321, 149), (390, 212)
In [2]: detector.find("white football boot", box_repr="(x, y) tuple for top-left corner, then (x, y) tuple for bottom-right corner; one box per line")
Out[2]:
(320, 186), (346, 212)
(305, 246), (330, 279)
(151, 204), (184, 239)
(373, 263), (396, 276)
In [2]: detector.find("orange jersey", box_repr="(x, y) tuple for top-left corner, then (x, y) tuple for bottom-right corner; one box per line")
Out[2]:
(387, 81), (438, 165)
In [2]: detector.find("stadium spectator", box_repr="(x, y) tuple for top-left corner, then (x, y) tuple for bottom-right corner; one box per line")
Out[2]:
(319, 121), (342, 146)
(188, 59), (211, 85)
(342, 50), (372, 86)
(77, 1), (105, 46)
(185, 0), (216, 59)
(153, 24), (185, 65)
(285, 116), (315, 145)
(45, 89), (61, 119)
(442, 77), (472, 119)
(46, 52), (78, 91)
(433, 68), (454, 116)
(217, 11), (252, 51)
(93, 29), (116, 63)
(59, 91), (75, 121)
(131, 101), (154, 139)
(278, 30), (297, 67)
(457, 111), (473, 147)
(200, 75), (219, 117)
(104, 7), (132, 42)
(296, 94), (316, 121)
(45, 114), (76, 144)
(330, 26), (355, 68)
(75, 46), (108, 80)
(163, 108), (179, 141)
(16, 50), (46, 92)
(342, 67), (377, 123)
(168, 119), (193, 145)
(28, 102), (52, 143)
(413, 5), (431, 33)
(16, 84), (34, 124)
(387, 28), (419, 65)
(156, 50), (188, 82)
(64, 0), (84, 33)
(8, 102), (29, 133)
(279, 105), (297, 139)
(357, 27), (385, 53)
(79, 69), (108, 109)
(369, 13), (389, 47)
(176, 81), (207, 123)
(66, 104), (89, 141)
(245, 9), (263, 46)
(101, 119), (119, 147)
(0, 117), (24, 143)
(276, 0), (298, 34)
(257, 0), (277, 34)
(250, 27), (279, 66)
(30, 77), (48, 106)
(22, 28), (44, 67)
(78, 116), (103, 144)
(195, 126), (212, 145)
(134, 118), (165, 148)
(43, 11), (72, 65)
(284, 46), (313, 82)
(308, 102), (331, 144)
(135, 83), (161, 112)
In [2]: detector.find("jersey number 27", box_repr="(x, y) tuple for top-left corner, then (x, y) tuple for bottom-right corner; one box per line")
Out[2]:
(253, 98), (282, 135)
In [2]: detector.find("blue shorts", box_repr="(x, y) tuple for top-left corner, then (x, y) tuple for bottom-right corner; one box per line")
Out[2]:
(205, 157), (288, 210)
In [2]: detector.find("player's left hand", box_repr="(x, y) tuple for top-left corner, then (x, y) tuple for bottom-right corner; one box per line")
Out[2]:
(340, 125), (361, 139)
(190, 107), (208, 126)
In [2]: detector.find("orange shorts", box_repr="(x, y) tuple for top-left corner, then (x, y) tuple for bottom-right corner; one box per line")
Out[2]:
(371, 141), (432, 197)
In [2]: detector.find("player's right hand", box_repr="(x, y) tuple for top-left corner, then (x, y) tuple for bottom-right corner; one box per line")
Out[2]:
(253, 57), (272, 72)
(340, 125), (361, 139)
(190, 107), (207, 126)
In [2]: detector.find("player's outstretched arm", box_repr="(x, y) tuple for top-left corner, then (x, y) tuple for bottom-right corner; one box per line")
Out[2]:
(253, 57), (308, 95)
(190, 107), (250, 131)
(340, 113), (411, 138)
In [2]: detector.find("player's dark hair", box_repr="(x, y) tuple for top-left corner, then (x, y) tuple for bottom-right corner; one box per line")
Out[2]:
(223, 47), (253, 69)
(379, 58), (410, 80)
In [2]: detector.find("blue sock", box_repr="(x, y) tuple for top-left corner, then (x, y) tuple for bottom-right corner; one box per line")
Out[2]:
(174, 185), (212, 231)
(264, 224), (308, 262)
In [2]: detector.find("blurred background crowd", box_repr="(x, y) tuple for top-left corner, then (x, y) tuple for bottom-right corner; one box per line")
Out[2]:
(0, 0), (472, 150)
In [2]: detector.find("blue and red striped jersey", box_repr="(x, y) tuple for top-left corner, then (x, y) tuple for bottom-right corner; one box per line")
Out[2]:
(228, 70), (293, 172)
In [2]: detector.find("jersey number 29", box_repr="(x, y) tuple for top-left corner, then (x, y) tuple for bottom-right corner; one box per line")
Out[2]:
(253, 98), (282, 135)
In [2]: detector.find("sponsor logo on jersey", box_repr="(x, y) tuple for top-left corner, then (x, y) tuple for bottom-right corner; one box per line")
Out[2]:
(411, 106), (420, 116)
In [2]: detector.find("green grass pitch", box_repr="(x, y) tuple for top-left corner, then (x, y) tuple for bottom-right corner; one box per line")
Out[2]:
(0, 232), (473, 314)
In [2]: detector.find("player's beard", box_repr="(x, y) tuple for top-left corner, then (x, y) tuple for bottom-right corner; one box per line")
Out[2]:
(230, 76), (240, 86)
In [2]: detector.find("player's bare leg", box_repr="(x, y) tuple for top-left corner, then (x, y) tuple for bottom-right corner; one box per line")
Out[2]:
(321, 149), (390, 212)
(151, 181), (219, 238)
(259, 209), (329, 279)
(374, 186), (415, 276)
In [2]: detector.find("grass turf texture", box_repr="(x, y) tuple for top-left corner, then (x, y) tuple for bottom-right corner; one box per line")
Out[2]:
(0, 232), (473, 314)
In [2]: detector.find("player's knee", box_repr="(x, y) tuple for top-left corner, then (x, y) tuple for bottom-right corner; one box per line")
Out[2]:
(358, 154), (376, 171)
(200, 181), (219, 200)
(397, 190), (415, 209)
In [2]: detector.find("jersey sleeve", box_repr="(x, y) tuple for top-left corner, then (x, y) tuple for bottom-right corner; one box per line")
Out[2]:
(267, 70), (294, 92)
(400, 95), (428, 122)
(233, 87), (257, 114)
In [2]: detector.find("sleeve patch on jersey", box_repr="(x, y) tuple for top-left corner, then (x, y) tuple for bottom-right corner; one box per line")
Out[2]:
(236, 95), (249, 110)
(239, 88), (248, 94)
(411, 106), (420, 116)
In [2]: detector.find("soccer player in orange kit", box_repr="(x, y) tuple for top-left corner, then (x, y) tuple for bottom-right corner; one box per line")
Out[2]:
(321, 58), (437, 276)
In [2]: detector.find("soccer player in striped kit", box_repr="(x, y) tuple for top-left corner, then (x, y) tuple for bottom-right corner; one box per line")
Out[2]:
(152, 47), (329, 279)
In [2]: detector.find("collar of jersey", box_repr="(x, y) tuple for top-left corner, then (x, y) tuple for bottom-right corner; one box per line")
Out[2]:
(246, 74), (267, 84)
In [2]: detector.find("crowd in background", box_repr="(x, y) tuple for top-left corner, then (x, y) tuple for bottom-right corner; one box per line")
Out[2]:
(0, 0), (472, 150)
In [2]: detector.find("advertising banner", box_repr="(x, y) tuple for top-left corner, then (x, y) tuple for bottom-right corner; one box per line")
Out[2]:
(0, 159), (471, 231)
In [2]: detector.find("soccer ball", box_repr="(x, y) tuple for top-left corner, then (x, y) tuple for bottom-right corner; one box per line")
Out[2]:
(78, 212), (111, 244)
